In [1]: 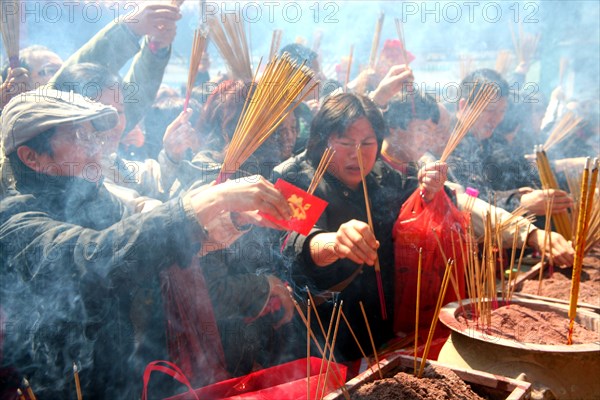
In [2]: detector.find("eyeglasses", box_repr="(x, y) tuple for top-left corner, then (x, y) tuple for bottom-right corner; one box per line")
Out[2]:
(74, 128), (108, 146)
(329, 138), (378, 150)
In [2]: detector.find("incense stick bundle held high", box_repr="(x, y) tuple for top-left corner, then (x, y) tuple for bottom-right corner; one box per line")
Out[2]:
(0, 0), (20, 68)
(440, 82), (499, 162)
(183, 29), (208, 109)
(207, 13), (253, 81)
(217, 54), (317, 183)
(543, 112), (584, 152)
(368, 13), (384, 69)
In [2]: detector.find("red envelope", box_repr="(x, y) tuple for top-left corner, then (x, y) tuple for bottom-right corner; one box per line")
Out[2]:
(261, 179), (328, 236)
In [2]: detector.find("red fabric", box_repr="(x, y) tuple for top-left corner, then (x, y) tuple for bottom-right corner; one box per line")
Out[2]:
(161, 258), (230, 388)
(392, 189), (467, 336)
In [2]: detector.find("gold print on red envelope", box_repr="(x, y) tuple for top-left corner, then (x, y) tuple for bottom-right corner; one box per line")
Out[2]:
(260, 179), (328, 236)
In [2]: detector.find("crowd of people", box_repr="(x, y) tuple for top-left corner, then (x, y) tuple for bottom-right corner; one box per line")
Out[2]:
(0, 2), (595, 398)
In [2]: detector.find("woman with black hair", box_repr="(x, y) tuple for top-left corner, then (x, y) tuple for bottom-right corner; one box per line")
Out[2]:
(276, 92), (447, 361)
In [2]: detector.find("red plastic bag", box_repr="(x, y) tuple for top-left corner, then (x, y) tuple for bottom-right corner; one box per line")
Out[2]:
(392, 189), (467, 337)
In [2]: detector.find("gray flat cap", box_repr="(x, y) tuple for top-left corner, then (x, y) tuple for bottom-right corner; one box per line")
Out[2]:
(1, 87), (118, 155)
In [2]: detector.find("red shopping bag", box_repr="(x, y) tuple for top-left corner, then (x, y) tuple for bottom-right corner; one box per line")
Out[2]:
(392, 189), (467, 337)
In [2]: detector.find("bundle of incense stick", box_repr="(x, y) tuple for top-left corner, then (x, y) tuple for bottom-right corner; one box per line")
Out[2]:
(418, 259), (453, 378)
(216, 54), (317, 183)
(394, 18), (410, 65)
(535, 145), (572, 240)
(183, 29), (208, 109)
(497, 206), (535, 231)
(495, 50), (513, 76)
(368, 13), (384, 69)
(268, 29), (282, 60)
(432, 229), (464, 312)
(439, 82), (499, 162)
(308, 148), (335, 194)
(507, 221), (532, 302)
(459, 56), (473, 81)
(319, 301), (343, 400)
(509, 22), (540, 64)
(567, 158), (598, 345)
(0, 0), (20, 68)
(567, 170), (600, 254)
(356, 145), (387, 320)
(543, 112), (583, 152)
(537, 191), (555, 295)
(293, 296), (350, 399)
(207, 13), (253, 81)
(359, 301), (383, 380)
(305, 289), (351, 399)
(343, 45), (354, 93)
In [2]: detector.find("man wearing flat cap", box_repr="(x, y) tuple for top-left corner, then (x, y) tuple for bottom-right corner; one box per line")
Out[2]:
(0, 89), (293, 398)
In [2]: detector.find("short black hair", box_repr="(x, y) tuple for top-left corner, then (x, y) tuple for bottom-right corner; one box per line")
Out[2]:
(459, 68), (510, 101)
(306, 93), (386, 167)
(384, 90), (440, 131)
(279, 43), (318, 66)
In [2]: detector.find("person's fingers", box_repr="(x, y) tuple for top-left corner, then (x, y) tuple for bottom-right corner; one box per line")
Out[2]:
(337, 232), (374, 265)
(273, 295), (295, 329)
(334, 242), (366, 265)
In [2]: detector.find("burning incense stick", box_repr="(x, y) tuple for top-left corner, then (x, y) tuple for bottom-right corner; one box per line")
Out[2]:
(23, 378), (36, 400)
(359, 301), (383, 379)
(440, 82), (498, 162)
(356, 145), (387, 320)
(0, 0), (20, 68)
(368, 13), (384, 69)
(394, 18), (410, 65)
(414, 247), (423, 376)
(568, 158), (598, 344)
(183, 29), (208, 110)
(418, 259), (453, 378)
(73, 363), (83, 400)
(17, 389), (25, 400)
(217, 54), (317, 183)
(207, 13), (253, 81)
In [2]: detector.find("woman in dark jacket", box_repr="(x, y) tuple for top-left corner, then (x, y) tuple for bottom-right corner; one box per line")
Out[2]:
(277, 93), (447, 361)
